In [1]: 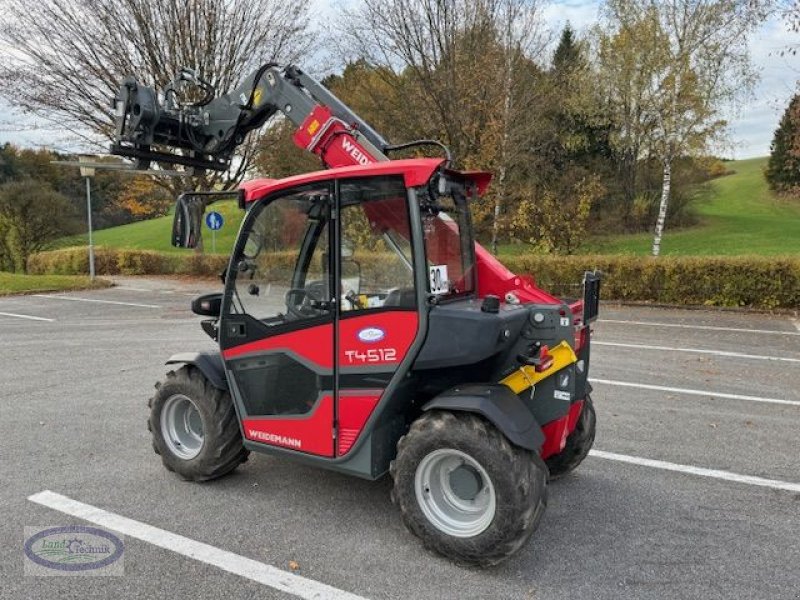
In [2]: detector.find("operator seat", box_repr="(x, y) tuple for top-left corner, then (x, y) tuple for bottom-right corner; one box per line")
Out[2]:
(383, 287), (416, 308)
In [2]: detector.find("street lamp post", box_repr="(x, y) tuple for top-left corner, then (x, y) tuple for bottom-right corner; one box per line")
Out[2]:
(78, 156), (96, 280)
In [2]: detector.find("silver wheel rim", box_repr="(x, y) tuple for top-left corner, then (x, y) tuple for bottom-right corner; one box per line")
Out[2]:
(414, 448), (496, 538)
(161, 394), (204, 460)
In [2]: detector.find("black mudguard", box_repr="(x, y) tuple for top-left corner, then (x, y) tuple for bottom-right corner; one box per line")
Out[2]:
(165, 351), (228, 390)
(422, 384), (544, 452)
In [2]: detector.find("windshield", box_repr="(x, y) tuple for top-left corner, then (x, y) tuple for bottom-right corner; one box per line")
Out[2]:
(228, 184), (332, 325)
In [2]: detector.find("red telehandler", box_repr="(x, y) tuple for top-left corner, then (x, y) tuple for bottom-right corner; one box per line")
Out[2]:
(111, 64), (600, 566)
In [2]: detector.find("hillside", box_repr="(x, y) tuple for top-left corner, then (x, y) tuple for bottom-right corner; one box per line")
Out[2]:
(57, 158), (799, 257)
(60, 199), (243, 255)
(582, 157), (800, 256)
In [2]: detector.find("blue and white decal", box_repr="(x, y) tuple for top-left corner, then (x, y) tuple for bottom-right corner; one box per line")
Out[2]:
(357, 327), (386, 343)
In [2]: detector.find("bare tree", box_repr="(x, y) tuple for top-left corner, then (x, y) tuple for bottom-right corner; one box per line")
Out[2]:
(0, 0), (312, 193)
(339, 0), (549, 249)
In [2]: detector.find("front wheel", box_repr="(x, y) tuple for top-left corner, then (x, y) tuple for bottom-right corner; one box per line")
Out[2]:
(148, 365), (249, 481)
(390, 411), (548, 567)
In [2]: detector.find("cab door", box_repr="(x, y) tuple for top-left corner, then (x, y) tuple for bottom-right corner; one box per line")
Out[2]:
(334, 177), (420, 457)
(220, 182), (336, 457)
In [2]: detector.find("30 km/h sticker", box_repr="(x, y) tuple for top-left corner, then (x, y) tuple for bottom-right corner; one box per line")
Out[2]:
(429, 265), (449, 295)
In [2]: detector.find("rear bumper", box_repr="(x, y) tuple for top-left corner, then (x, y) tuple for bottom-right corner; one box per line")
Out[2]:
(539, 397), (586, 460)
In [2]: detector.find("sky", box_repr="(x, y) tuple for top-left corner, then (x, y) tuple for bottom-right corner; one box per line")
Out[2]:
(1, 0), (799, 159)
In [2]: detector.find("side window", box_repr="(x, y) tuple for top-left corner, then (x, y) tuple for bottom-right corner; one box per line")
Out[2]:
(339, 178), (416, 312)
(230, 185), (332, 325)
(420, 191), (475, 298)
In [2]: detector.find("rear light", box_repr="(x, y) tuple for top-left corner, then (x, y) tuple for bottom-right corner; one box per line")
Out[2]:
(574, 326), (589, 353)
(534, 345), (554, 372)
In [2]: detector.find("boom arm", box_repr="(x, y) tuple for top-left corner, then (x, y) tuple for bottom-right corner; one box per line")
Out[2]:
(114, 63), (562, 307)
(112, 65), (390, 171)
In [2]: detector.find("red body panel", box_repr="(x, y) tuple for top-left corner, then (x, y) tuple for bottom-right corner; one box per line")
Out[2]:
(222, 323), (334, 368)
(539, 399), (585, 460)
(294, 105), (379, 169)
(474, 245), (560, 304)
(242, 395), (334, 457)
(239, 158), (446, 204)
(339, 312), (418, 368)
(337, 390), (382, 456)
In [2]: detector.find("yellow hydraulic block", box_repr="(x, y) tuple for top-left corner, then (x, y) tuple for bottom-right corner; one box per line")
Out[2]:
(500, 340), (578, 394)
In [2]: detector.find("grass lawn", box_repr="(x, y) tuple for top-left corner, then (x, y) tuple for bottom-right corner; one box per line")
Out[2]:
(578, 157), (800, 256)
(0, 272), (111, 296)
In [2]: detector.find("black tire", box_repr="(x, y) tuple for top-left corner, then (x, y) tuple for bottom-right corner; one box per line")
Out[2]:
(148, 365), (249, 482)
(390, 411), (548, 567)
(545, 395), (596, 480)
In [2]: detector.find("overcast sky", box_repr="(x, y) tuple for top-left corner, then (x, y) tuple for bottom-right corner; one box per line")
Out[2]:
(1, 0), (798, 159)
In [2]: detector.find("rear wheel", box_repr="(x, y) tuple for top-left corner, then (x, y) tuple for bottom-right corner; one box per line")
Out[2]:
(390, 411), (548, 567)
(545, 395), (596, 480)
(148, 365), (249, 481)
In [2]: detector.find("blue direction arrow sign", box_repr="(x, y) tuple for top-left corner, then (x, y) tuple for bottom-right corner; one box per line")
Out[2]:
(205, 211), (224, 231)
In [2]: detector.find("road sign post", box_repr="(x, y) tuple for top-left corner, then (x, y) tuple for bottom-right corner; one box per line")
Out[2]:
(78, 156), (96, 280)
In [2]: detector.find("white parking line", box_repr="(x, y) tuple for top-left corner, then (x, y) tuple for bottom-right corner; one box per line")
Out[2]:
(0, 311), (54, 322)
(590, 378), (800, 407)
(594, 341), (800, 364)
(28, 490), (368, 600)
(600, 318), (800, 337)
(31, 294), (161, 309)
(590, 450), (800, 493)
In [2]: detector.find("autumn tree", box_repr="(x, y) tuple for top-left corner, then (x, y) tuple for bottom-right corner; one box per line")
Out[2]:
(511, 176), (605, 254)
(0, 0), (312, 195)
(108, 177), (174, 221)
(766, 94), (800, 194)
(598, 0), (769, 256)
(505, 25), (610, 253)
(339, 0), (548, 249)
(0, 180), (81, 271)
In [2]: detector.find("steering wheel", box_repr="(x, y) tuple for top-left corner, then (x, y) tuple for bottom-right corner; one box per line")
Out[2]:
(284, 288), (328, 319)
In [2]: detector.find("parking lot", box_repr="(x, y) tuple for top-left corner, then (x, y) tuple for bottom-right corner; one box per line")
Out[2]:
(1, 276), (799, 599)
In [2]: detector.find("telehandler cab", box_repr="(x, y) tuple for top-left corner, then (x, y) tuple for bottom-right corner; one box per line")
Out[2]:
(113, 64), (600, 566)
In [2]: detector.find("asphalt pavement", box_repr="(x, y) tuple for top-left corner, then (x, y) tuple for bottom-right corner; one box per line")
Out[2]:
(1, 276), (798, 599)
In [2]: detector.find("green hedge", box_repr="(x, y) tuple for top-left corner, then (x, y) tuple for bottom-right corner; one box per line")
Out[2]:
(504, 255), (800, 310)
(28, 246), (230, 277)
(29, 247), (800, 310)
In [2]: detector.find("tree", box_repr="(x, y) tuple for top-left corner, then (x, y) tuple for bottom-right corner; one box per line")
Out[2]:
(766, 94), (800, 194)
(511, 175), (604, 254)
(599, 0), (769, 256)
(0, 180), (81, 272)
(108, 177), (173, 221)
(553, 23), (581, 72)
(339, 0), (548, 248)
(0, 0), (312, 195)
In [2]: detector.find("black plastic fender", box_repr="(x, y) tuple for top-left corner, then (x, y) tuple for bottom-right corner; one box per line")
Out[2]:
(165, 351), (228, 390)
(421, 384), (544, 452)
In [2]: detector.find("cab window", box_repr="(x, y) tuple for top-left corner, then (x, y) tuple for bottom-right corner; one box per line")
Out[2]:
(339, 177), (416, 312)
(228, 184), (332, 325)
(419, 189), (476, 298)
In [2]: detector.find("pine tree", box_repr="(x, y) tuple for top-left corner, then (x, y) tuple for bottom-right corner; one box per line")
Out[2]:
(552, 23), (581, 74)
(766, 94), (800, 194)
